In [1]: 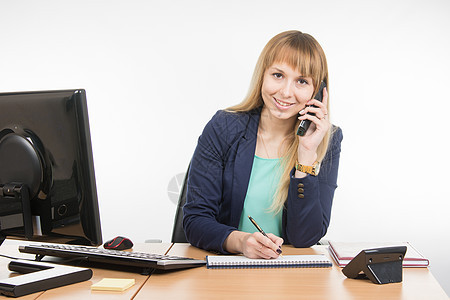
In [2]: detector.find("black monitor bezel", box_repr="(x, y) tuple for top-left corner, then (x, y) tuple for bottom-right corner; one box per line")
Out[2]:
(0, 89), (102, 246)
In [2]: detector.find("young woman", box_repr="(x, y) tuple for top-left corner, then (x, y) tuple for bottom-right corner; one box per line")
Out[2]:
(183, 30), (343, 259)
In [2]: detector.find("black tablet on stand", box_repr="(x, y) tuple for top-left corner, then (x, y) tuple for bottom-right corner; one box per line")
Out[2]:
(342, 246), (407, 284)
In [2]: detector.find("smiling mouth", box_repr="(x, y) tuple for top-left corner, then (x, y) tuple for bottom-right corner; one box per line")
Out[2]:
(274, 98), (294, 107)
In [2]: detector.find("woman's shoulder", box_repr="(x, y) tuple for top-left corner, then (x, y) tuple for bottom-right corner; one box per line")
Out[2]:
(331, 125), (343, 143)
(211, 107), (259, 122)
(197, 108), (260, 156)
(206, 108), (260, 132)
(322, 125), (343, 163)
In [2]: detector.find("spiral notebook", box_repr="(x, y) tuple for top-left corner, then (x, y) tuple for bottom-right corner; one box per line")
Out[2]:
(206, 255), (332, 269)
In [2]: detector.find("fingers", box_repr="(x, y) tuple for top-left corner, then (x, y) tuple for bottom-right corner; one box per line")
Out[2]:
(243, 233), (283, 259)
(298, 87), (329, 123)
(298, 106), (328, 122)
(266, 233), (284, 249)
(322, 86), (328, 112)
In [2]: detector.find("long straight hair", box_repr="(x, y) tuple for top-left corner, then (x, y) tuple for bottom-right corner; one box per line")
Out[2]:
(227, 30), (332, 213)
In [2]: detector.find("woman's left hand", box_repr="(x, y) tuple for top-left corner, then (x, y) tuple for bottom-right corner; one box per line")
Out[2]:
(297, 87), (331, 152)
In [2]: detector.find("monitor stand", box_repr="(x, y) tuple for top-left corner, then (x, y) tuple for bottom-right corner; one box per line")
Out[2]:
(0, 183), (33, 241)
(0, 260), (93, 297)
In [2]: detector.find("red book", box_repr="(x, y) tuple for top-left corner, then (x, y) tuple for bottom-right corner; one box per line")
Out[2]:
(328, 241), (429, 268)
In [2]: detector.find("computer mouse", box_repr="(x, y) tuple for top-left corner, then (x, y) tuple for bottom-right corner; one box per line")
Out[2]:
(103, 236), (134, 250)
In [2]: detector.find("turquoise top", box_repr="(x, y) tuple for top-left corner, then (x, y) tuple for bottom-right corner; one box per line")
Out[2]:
(238, 155), (282, 236)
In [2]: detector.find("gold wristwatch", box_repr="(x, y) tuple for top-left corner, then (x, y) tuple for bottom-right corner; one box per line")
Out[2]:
(295, 160), (321, 176)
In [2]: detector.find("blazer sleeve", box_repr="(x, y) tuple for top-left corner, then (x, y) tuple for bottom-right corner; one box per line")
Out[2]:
(182, 111), (237, 253)
(283, 126), (343, 247)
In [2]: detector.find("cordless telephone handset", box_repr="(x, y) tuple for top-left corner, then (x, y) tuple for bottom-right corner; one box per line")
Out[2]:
(296, 81), (326, 136)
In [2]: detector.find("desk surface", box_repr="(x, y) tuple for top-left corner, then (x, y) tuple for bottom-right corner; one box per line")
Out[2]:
(137, 244), (449, 300)
(0, 241), (448, 299)
(0, 240), (171, 300)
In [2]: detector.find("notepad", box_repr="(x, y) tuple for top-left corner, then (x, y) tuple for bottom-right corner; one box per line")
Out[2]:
(91, 278), (135, 292)
(206, 255), (332, 269)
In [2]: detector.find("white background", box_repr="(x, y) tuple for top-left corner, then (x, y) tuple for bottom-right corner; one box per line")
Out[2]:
(1, 0), (449, 296)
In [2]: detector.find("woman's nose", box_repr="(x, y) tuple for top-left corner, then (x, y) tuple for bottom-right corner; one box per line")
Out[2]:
(280, 81), (293, 98)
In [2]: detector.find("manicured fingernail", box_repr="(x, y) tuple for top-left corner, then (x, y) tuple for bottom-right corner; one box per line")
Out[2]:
(299, 110), (305, 115)
(276, 248), (282, 254)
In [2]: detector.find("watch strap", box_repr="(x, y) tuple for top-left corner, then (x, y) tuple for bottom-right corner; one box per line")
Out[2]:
(295, 160), (320, 176)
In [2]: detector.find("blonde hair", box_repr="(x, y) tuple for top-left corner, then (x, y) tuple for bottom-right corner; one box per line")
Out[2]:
(227, 30), (332, 213)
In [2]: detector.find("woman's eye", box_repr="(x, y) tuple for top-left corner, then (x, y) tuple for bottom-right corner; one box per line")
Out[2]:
(297, 78), (308, 85)
(273, 73), (283, 79)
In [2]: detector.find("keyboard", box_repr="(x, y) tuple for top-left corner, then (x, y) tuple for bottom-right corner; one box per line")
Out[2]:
(18, 244), (206, 271)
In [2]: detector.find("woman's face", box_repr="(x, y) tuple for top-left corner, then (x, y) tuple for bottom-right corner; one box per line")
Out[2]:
(261, 62), (315, 121)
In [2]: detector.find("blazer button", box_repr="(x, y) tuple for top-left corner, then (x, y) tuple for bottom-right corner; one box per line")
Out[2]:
(298, 188), (304, 193)
(298, 194), (305, 199)
(298, 183), (304, 188)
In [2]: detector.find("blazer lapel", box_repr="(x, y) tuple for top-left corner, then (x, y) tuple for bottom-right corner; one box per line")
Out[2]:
(230, 109), (260, 227)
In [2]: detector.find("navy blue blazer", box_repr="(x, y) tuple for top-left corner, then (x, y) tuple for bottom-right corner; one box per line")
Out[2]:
(183, 107), (343, 253)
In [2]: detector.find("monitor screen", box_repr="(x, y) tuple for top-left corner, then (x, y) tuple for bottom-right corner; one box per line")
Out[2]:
(0, 89), (102, 246)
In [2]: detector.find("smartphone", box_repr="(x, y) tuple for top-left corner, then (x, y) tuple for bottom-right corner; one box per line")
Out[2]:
(296, 81), (327, 136)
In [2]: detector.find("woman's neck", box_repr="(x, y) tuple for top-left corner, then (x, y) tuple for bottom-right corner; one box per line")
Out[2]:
(256, 106), (296, 159)
(259, 106), (297, 138)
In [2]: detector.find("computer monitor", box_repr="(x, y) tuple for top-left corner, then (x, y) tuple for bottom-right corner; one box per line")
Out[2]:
(0, 89), (102, 246)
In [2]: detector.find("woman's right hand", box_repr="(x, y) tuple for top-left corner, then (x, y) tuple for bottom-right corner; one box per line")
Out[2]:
(224, 231), (283, 259)
(297, 87), (330, 153)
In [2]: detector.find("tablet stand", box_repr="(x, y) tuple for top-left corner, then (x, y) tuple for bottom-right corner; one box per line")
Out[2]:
(342, 246), (407, 284)
(0, 260), (92, 297)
